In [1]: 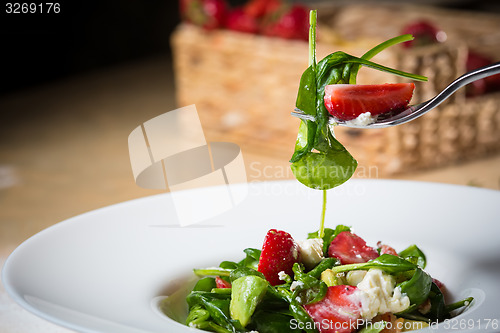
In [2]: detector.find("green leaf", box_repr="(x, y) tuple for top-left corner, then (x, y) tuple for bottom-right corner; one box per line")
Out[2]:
(193, 277), (217, 292)
(399, 244), (427, 269)
(328, 254), (417, 275)
(307, 258), (340, 278)
(291, 263), (328, 305)
(296, 66), (317, 116)
(444, 296), (474, 315)
(349, 34), (416, 83)
(230, 275), (268, 327)
(194, 267), (232, 277)
(428, 282), (447, 321)
(291, 148), (357, 190)
(186, 291), (244, 332)
(398, 267), (432, 306)
(308, 225), (351, 256)
(250, 310), (302, 333)
(237, 248), (261, 270)
(230, 266), (266, 283)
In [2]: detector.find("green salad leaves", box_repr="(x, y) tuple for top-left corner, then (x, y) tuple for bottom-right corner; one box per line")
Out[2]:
(290, 11), (427, 190)
(183, 228), (473, 333)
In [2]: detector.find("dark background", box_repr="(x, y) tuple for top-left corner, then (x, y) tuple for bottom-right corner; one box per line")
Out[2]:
(0, 0), (497, 96)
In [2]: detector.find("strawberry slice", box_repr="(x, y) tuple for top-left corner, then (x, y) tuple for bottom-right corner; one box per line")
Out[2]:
(257, 229), (300, 286)
(304, 285), (362, 333)
(215, 276), (232, 289)
(328, 231), (379, 265)
(377, 241), (398, 256)
(324, 83), (415, 121)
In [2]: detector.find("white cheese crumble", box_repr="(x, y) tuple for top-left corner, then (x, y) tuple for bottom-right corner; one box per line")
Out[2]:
(345, 112), (377, 126)
(290, 280), (304, 291)
(278, 271), (288, 281)
(346, 270), (367, 286)
(297, 238), (324, 269)
(354, 268), (410, 320)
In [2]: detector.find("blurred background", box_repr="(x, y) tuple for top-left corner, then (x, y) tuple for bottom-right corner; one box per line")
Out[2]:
(1, 0), (500, 329)
(2, 0), (500, 246)
(1, 0), (500, 250)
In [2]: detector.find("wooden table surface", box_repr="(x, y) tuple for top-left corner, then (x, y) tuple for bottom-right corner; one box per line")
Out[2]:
(0, 55), (499, 331)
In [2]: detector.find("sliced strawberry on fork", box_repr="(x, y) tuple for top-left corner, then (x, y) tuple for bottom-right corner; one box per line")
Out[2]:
(304, 285), (363, 333)
(328, 231), (379, 265)
(324, 83), (415, 121)
(257, 229), (300, 286)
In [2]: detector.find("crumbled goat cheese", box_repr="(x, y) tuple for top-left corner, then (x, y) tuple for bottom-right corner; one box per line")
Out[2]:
(354, 268), (410, 320)
(345, 112), (377, 126)
(346, 270), (367, 286)
(278, 271), (288, 281)
(290, 280), (304, 291)
(297, 238), (324, 269)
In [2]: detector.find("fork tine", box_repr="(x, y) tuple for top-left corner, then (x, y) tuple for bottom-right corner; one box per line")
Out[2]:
(291, 109), (316, 122)
(291, 108), (340, 125)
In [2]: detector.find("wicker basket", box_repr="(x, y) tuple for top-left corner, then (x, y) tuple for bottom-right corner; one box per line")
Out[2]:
(171, 4), (500, 175)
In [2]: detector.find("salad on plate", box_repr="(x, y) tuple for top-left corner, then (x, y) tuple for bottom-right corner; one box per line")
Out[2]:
(168, 9), (473, 333)
(184, 226), (472, 333)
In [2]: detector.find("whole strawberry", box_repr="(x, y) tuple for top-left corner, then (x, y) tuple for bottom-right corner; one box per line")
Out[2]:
(257, 229), (300, 286)
(466, 51), (500, 96)
(261, 4), (310, 41)
(180, 0), (228, 30)
(226, 7), (259, 34)
(401, 20), (443, 48)
(244, 0), (282, 19)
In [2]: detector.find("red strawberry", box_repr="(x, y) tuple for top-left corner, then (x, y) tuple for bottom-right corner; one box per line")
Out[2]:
(377, 241), (398, 256)
(324, 83), (415, 121)
(261, 4), (309, 41)
(304, 285), (362, 333)
(432, 278), (446, 292)
(466, 51), (491, 97)
(466, 51), (500, 96)
(215, 276), (232, 289)
(244, 0), (282, 19)
(226, 7), (259, 34)
(401, 20), (443, 48)
(328, 231), (379, 265)
(180, 0), (228, 30)
(257, 229), (300, 286)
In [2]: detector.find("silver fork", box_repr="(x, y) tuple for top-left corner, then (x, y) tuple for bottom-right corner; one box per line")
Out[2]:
(291, 62), (500, 129)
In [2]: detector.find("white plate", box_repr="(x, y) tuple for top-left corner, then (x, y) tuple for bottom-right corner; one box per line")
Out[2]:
(3, 180), (500, 333)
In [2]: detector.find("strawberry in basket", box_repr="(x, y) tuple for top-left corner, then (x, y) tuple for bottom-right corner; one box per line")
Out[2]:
(180, 0), (228, 30)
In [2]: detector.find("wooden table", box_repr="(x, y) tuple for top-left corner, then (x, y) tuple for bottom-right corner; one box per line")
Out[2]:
(0, 56), (499, 332)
